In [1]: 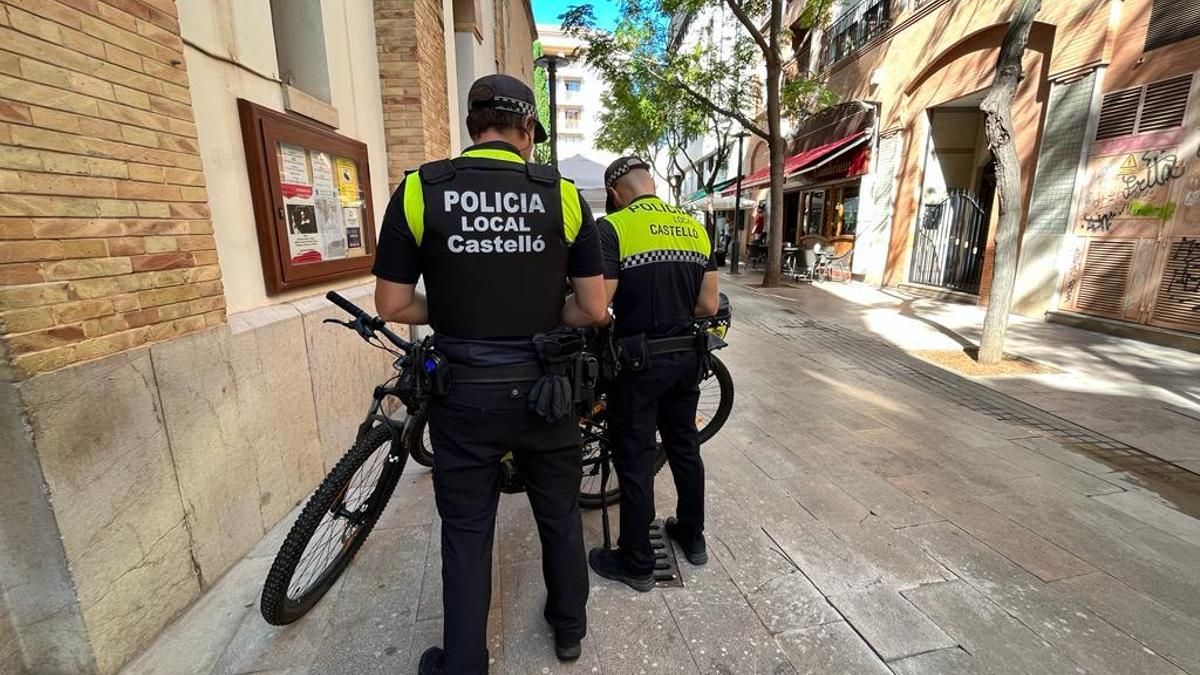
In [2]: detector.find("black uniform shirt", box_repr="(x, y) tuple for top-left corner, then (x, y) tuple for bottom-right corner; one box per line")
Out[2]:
(598, 195), (717, 338)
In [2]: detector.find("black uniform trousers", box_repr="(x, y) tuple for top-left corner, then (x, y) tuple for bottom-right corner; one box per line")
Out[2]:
(607, 350), (705, 575)
(429, 380), (589, 674)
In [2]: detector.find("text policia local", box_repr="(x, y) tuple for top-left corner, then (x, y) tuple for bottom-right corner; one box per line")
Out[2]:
(444, 190), (548, 253)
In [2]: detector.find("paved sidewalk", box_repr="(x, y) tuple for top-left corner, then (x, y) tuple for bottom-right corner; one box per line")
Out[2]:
(124, 281), (1200, 674)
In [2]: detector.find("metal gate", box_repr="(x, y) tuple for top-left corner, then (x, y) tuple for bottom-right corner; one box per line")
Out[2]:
(909, 190), (989, 294)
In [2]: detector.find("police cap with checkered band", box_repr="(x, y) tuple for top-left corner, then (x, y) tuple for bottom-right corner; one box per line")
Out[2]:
(468, 74), (548, 143)
(603, 156), (652, 214)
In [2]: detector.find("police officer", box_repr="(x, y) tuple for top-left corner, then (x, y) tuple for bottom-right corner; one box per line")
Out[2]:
(589, 157), (720, 591)
(372, 74), (609, 674)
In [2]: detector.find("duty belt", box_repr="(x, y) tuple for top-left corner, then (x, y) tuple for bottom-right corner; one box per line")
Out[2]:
(450, 361), (543, 384)
(647, 335), (698, 355)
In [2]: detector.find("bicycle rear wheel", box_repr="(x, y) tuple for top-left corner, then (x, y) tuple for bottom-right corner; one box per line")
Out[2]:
(260, 424), (407, 625)
(696, 355), (734, 443)
(403, 408), (434, 468)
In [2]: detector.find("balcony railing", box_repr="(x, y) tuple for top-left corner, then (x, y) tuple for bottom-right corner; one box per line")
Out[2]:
(822, 0), (892, 67)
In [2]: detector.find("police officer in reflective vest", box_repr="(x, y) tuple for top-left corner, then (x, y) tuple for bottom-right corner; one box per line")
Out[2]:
(589, 157), (720, 590)
(372, 74), (609, 674)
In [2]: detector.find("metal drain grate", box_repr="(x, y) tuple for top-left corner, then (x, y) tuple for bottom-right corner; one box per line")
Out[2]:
(650, 520), (685, 587)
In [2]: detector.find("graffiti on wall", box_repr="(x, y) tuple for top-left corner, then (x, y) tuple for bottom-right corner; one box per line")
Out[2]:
(1166, 237), (1200, 313)
(1080, 149), (1187, 233)
(1061, 239), (1085, 306)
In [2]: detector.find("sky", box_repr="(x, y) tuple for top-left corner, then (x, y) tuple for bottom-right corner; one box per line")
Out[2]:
(531, 0), (620, 30)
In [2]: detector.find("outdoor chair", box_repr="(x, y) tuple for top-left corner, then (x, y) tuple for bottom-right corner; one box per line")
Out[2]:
(812, 245), (853, 282)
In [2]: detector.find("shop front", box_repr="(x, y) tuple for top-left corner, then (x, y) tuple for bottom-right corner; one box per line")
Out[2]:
(725, 101), (875, 271)
(789, 143), (870, 257)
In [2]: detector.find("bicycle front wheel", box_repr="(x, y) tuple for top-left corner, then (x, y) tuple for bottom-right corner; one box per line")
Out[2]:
(579, 440), (667, 509)
(261, 424), (407, 625)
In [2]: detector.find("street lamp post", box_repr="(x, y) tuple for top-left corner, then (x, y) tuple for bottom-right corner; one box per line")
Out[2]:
(533, 54), (571, 167)
(730, 130), (750, 275)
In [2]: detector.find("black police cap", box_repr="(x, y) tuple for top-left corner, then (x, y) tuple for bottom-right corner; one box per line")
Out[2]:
(468, 74), (549, 143)
(604, 156), (652, 189)
(603, 156), (652, 213)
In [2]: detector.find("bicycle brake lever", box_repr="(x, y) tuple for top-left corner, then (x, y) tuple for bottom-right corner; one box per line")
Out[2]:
(323, 318), (354, 328)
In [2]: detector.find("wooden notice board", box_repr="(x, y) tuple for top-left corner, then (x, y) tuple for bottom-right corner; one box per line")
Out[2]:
(238, 99), (377, 294)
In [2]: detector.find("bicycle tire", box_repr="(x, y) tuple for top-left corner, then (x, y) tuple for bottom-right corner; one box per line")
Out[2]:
(578, 444), (667, 509)
(261, 424), (406, 625)
(403, 409), (434, 468)
(697, 355), (734, 444)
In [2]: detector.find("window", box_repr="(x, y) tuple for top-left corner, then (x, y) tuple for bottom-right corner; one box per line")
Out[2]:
(822, 0), (891, 67)
(1095, 74), (1193, 141)
(270, 0), (331, 102)
(564, 79), (582, 92)
(1145, 0), (1200, 52)
(562, 108), (582, 130)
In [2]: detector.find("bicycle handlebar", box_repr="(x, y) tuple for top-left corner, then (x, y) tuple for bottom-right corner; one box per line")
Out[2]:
(325, 291), (412, 352)
(327, 290), (369, 321)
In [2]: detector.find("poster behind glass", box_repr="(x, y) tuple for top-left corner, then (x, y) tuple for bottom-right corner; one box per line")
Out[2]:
(277, 141), (368, 265)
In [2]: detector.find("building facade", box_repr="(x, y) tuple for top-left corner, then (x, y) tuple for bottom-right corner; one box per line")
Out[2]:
(0, 1), (536, 672)
(536, 24), (617, 165)
(740, 0), (1200, 341)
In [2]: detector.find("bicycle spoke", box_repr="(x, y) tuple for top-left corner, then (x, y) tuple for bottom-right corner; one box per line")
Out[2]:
(286, 436), (400, 600)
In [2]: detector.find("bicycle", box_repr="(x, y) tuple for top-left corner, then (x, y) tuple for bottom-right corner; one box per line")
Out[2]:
(261, 292), (735, 625)
(260, 292), (416, 625)
(404, 302), (736, 508)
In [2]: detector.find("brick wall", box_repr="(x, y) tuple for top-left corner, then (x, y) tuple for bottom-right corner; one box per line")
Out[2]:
(0, 0), (222, 378)
(374, 0), (451, 190)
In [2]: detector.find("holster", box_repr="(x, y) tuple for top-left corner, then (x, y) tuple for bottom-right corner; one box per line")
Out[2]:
(616, 334), (651, 372)
(527, 330), (592, 423)
(394, 337), (452, 413)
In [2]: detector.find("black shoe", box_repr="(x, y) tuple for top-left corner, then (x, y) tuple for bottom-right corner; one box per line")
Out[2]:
(588, 547), (654, 592)
(418, 646), (445, 674)
(665, 517), (708, 565)
(555, 639), (582, 662)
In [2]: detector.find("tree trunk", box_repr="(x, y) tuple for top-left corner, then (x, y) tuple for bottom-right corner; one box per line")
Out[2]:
(762, 61), (785, 287)
(977, 0), (1042, 365)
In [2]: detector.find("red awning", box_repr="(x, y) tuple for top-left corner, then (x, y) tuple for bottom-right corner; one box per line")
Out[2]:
(723, 131), (868, 194)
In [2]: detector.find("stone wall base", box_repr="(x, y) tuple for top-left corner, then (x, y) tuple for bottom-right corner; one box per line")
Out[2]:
(0, 283), (400, 674)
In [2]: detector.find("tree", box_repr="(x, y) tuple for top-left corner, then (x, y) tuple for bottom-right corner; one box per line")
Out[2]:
(532, 41), (553, 164)
(565, 0), (833, 285)
(977, 0), (1043, 364)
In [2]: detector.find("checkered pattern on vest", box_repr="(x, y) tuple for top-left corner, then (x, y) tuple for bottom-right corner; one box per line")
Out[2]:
(621, 249), (711, 270)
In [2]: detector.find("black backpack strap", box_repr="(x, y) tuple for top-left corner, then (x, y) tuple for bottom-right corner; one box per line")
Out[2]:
(419, 159), (456, 184)
(526, 162), (559, 186)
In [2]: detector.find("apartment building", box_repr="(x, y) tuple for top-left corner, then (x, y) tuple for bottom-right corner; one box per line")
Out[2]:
(0, 1), (537, 672)
(744, 0), (1200, 343)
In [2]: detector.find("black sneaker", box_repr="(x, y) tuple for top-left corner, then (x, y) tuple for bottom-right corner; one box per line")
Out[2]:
(665, 517), (708, 565)
(554, 638), (582, 662)
(418, 646), (445, 674)
(588, 547), (654, 592)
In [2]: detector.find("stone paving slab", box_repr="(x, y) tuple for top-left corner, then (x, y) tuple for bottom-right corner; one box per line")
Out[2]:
(1052, 572), (1200, 674)
(889, 473), (1096, 582)
(121, 282), (1200, 675)
(902, 580), (1085, 674)
(903, 522), (1183, 675)
(774, 621), (890, 675)
(827, 587), (956, 662)
(975, 477), (1200, 616)
(887, 646), (980, 674)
